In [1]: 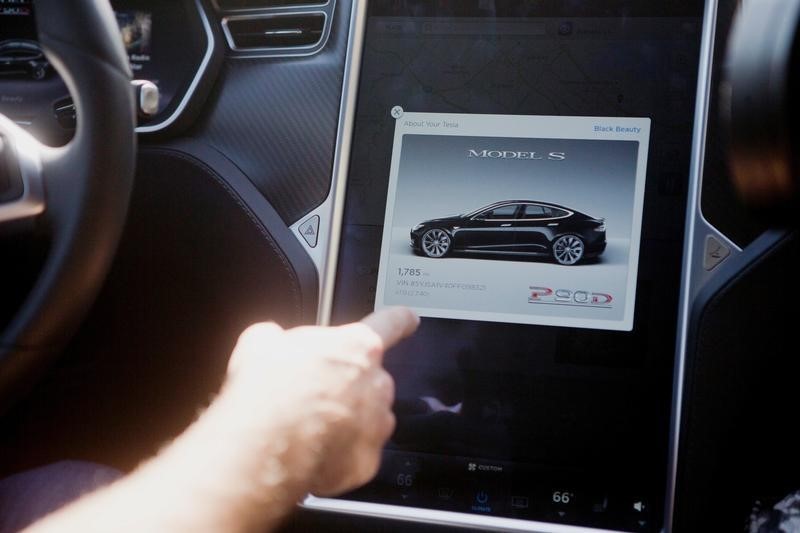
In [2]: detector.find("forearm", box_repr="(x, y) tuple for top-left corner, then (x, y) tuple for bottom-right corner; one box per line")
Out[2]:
(23, 308), (417, 533)
(25, 391), (312, 533)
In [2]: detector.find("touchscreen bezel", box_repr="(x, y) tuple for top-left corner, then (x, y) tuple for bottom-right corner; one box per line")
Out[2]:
(304, 0), (719, 531)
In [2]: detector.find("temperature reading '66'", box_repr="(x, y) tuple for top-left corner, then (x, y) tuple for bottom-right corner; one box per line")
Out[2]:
(552, 491), (573, 505)
(396, 474), (414, 488)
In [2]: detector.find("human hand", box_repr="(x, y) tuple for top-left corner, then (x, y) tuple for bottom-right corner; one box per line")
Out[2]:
(19, 308), (420, 533)
(221, 307), (419, 498)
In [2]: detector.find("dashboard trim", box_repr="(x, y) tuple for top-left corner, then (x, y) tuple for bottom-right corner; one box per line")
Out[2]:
(304, 1), (720, 531)
(304, 498), (621, 533)
(135, 0), (216, 134)
(311, 0), (361, 325)
(664, 0), (720, 530)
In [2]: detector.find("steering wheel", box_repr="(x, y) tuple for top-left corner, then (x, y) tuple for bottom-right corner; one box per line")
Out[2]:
(0, 0), (136, 410)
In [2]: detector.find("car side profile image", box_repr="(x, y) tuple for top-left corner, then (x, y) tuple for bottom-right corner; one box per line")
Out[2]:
(411, 200), (607, 265)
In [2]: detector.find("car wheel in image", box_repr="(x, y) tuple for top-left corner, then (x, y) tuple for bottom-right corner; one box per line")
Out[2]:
(552, 235), (585, 265)
(421, 228), (452, 258)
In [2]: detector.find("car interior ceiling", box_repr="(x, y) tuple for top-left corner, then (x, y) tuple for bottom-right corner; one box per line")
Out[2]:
(1, 0), (799, 532)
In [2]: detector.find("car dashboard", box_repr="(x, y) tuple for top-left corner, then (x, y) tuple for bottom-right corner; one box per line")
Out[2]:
(1, 1), (798, 533)
(0, 0), (214, 142)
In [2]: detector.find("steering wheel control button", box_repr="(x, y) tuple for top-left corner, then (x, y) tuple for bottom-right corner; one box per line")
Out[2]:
(704, 235), (731, 271)
(132, 80), (160, 118)
(298, 215), (320, 248)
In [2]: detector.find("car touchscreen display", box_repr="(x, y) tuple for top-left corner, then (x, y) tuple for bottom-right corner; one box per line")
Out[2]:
(0, 0), (35, 38)
(115, 10), (154, 75)
(325, 1), (705, 530)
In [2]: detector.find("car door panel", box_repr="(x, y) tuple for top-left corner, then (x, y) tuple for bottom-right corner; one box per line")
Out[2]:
(513, 204), (554, 253)
(458, 204), (521, 252)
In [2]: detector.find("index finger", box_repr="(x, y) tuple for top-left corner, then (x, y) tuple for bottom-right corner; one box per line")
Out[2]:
(360, 307), (420, 352)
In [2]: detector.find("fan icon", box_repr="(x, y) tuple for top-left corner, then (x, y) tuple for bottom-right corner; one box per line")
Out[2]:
(468, 463), (477, 472)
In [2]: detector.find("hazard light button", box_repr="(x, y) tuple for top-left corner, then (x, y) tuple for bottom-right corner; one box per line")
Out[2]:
(704, 235), (730, 271)
(298, 215), (320, 248)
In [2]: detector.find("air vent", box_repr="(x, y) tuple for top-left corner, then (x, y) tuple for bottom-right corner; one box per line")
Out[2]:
(216, 0), (326, 10)
(224, 13), (326, 51)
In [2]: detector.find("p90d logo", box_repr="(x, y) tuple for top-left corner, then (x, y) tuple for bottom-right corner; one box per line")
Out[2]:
(529, 286), (614, 308)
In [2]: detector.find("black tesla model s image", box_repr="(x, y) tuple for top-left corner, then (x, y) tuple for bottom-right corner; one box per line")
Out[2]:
(411, 200), (607, 265)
